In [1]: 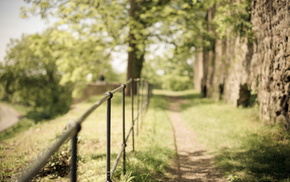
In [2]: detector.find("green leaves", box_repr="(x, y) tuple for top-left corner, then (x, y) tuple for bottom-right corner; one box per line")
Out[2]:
(213, 0), (252, 38)
(143, 47), (194, 91)
(18, 0), (254, 94)
(0, 32), (73, 120)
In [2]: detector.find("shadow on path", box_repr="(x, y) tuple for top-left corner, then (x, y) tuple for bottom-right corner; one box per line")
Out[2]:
(165, 96), (225, 182)
(166, 151), (224, 182)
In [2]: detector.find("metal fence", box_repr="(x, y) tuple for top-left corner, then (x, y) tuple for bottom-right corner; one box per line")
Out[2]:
(18, 78), (151, 182)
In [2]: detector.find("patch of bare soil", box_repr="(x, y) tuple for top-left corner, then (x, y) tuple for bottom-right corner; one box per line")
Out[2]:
(166, 96), (225, 182)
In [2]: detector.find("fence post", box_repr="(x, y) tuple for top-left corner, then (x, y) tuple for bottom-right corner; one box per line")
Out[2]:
(71, 122), (81, 182)
(105, 92), (113, 182)
(140, 79), (144, 128)
(130, 78), (135, 152)
(136, 80), (139, 136)
(147, 83), (151, 109)
(121, 84), (126, 175)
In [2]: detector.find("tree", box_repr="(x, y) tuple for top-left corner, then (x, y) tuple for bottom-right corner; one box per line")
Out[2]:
(156, 0), (253, 95)
(143, 47), (194, 91)
(140, 0), (207, 91)
(127, 0), (171, 78)
(0, 32), (72, 120)
(21, 0), (172, 88)
(21, 0), (127, 85)
(198, 0), (253, 98)
(21, 0), (253, 96)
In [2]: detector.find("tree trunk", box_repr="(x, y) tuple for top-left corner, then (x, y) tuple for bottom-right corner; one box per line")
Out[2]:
(126, 0), (145, 95)
(194, 47), (203, 92)
(201, 5), (215, 97)
(126, 0), (137, 95)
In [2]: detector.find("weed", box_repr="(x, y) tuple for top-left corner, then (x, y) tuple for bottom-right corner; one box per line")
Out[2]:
(34, 145), (71, 180)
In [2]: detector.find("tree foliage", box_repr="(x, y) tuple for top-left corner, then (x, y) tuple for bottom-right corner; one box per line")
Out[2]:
(143, 46), (194, 91)
(213, 0), (253, 39)
(0, 0), (255, 125)
(21, 0), (126, 84)
(17, 0), (253, 94)
(21, 0), (177, 84)
(0, 32), (72, 120)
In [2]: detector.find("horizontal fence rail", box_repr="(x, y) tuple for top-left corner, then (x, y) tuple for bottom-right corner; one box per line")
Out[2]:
(18, 78), (151, 182)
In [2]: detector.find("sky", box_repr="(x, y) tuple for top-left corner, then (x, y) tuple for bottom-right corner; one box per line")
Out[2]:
(0, 0), (127, 73)
(0, 0), (51, 61)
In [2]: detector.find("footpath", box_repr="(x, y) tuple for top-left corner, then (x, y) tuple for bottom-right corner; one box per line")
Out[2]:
(166, 96), (225, 182)
(0, 104), (22, 133)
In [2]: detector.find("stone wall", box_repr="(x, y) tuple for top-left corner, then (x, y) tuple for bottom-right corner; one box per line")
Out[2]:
(250, 0), (290, 126)
(195, 0), (290, 127)
(73, 82), (121, 103)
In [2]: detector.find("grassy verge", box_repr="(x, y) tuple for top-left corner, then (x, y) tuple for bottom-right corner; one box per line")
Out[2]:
(179, 90), (290, 182)
(0, 93), (174, 181)
(113, 93), (175, 182)
(6, 88), (289, 181)
(0, 102), (35, 141)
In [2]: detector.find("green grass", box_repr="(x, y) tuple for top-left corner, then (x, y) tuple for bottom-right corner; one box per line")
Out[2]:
(113, 93), (175, 182)
(3, 89), (290, 182)
(178, 90), (290, 182)
(0, 93), (175, 182)
(0, 102), (35, 141)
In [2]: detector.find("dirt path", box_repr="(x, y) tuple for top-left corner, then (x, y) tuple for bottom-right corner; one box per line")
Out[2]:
(0, 104), (22, 133)
(166, 96), (225, 182)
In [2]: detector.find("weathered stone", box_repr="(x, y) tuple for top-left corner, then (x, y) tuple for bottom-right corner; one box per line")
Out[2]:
(286, 56), (290, 69)
(196, 0), (290, 128)
(248, 0), (289, 126)
(284, 70), (290, 82)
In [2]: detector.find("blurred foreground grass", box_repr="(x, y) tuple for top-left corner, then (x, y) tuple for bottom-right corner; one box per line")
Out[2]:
(0, 93), (174, 181)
